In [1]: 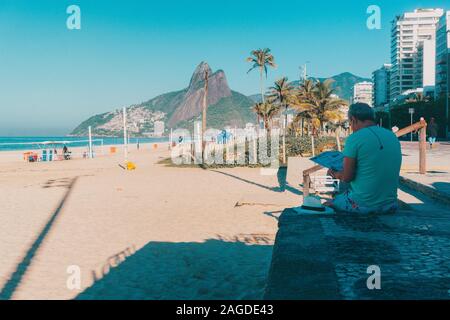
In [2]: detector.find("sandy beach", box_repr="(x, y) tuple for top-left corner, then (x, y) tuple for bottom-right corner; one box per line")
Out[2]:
(0, 143), (300, 299)
(2, 140), (448, 300)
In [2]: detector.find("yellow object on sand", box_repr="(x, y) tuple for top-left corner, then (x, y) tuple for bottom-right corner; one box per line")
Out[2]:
(126, 161), (136, 170)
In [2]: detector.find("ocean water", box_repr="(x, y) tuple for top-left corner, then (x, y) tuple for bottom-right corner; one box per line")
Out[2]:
(0, 136), (168, 152)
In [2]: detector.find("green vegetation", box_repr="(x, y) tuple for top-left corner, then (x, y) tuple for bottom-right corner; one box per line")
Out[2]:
(285, 136), (343, 157)
(245, 48), (348, 139)
(267, 77), (295, 128)
(158, 135), (342, 170)
(71, 112), (116, 136)
(141, 89), (187, 117)
(291, 79), (348, 133)
(252, 102), (281, 134)
(249, 76), (348, 137)
(375, 97), (448, 138)
(175, 91), (255, 130)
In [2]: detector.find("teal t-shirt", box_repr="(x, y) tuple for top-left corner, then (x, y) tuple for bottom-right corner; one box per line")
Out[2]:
(343, 126), (402, 208)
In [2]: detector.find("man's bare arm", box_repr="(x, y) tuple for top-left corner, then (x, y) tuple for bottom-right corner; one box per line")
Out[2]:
(328, 157), (356, 183)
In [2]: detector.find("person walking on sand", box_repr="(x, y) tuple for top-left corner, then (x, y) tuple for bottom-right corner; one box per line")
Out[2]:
(427, 117), (438, 149)
(324, 103), (402, 214)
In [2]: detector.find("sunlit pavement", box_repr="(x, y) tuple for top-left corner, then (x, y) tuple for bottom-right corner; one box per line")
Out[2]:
(400, 141), (450, 202)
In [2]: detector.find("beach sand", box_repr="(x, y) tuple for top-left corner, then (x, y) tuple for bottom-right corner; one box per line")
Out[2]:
(0, 143), (300, 299)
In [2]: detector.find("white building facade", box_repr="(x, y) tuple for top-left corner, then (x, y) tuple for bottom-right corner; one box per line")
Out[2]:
(390, 8), (444, 102)
(153, 121), (165, 137)
(417, 37), (437, 96)
(352, 81), (374, 106)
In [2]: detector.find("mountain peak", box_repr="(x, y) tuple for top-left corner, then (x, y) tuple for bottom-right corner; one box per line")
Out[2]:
(72, 62), (253, 136)
(330, 72), (369, 80)
(167, 62), (232, 127)
(333, 72), (355, 77)
(189, 61), (213, 88)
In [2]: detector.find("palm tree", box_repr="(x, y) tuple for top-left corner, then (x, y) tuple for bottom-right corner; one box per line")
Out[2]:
(267, 77), (295, 118)
(252, 102), (281, 136)
(293, 105), (315, 136)
(292, 79), (316, 136)
(246, 48), (277, 105)
(267, 77), (295, 163)
(201, 69), (209, 162)
(293, 79), (348, 133)
(297, 79), (316, 102)
(313, 80), (348, 130)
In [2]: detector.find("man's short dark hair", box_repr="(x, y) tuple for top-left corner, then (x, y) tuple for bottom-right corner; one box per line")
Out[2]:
(348, 103), (375, 121)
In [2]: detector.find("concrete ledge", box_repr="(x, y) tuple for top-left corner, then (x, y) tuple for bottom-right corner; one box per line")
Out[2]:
(399, 176), (450, 205)
(264, 208), (450, 300)
(264, 210), (341, 299)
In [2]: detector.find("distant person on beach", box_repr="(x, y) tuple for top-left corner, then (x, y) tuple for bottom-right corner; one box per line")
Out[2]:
(325, 103), (402, 214)
(427, 117), (438, 149)
(63, 145), (70, 160)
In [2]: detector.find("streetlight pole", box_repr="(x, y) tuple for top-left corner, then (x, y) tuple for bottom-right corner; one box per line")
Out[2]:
(411, 112), (413, 142)
(123, 107), (128, 162)
(299, 61), (310, 83)
(409, 108), (414, 142)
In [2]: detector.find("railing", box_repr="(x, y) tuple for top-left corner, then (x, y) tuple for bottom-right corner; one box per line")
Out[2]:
(394, 118), (427, 174)
(302, 119), (428, 197)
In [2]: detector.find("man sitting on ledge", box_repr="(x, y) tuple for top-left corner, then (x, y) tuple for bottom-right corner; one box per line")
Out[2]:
(325, 103), (402, 214)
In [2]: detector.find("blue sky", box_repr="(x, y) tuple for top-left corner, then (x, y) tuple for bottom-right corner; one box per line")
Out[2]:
(0, 0), (448, 135)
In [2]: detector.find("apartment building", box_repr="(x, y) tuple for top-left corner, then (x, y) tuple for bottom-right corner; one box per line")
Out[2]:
(154, 121), (165, 137)
(372, 64), (392, 111)
(352, 81), (374, 106)
(435, 11), (450, 99)
(390, 8), (444, 102)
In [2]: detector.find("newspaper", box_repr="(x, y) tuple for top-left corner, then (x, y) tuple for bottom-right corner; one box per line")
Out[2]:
(310, 151), (344, 172)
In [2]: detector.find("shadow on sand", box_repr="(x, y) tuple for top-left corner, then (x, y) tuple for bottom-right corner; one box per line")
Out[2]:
(0, 177), (78, 300)
(76, 237), (273, 300)
(211, 167), (302, 196)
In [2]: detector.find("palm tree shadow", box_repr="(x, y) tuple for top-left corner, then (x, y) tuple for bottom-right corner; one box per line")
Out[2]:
(76, 238), (273, 300)
(211, 169), (275, 192)
(0, 177), (78, 300)
(211, 168), (302, 195)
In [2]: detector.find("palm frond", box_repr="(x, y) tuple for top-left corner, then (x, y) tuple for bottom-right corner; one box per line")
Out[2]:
(246, 48), (276, 76)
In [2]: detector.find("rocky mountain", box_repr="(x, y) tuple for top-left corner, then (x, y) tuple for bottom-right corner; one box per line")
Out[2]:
(168, 62), (232, 127)
(71, 62), (255, 136)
